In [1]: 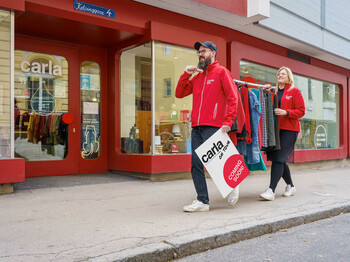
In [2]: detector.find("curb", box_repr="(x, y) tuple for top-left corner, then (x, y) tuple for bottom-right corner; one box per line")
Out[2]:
(87, 203), (350, 262)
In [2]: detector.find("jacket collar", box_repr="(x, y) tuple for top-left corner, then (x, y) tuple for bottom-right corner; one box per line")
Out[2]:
(285, 83), (291, 91)
(204, 60), (219, 71)
(279, 83), (291, 91)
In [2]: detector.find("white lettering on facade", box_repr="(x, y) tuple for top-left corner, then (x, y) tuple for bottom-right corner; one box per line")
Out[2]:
(20, 60), (62, 76)
(76, 2), (106, 16)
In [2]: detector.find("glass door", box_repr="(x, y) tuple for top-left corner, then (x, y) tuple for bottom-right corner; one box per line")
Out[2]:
(13, 38), (81, 177)
(14, 51), (69, 161)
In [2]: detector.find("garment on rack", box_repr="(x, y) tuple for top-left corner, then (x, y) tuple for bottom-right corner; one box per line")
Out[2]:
(229, 83), (246, 146)
(266, 93), (280, 152)
(246, 90), (260, 164)
(244, 152), (267, 171)
(235, 84), (248, 141)
(241, 84), (251, 144)
(245, 88), (266, 170)
(263, 91), (276, 150)
(260, 87), (268, 148)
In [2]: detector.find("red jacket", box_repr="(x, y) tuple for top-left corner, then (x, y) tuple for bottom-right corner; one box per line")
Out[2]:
(176, 61), (238, 128)
(278, 83), (305, 132)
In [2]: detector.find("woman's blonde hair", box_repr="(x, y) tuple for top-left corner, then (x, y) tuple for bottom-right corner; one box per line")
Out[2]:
(275, 66), (294, 93)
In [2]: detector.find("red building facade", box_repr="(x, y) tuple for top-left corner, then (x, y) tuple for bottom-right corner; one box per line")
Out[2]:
(1, 0), (349, 182)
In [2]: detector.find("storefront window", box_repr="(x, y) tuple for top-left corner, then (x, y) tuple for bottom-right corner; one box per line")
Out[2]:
(240, 60), (340, 150)
(120, 42), (197, 154)
(14, 51), (69, 160)
(80, 61), (101, 159)
(0, 10), (12, 159)
(154, 42), (196, 154)
(120, 44), (152, 154)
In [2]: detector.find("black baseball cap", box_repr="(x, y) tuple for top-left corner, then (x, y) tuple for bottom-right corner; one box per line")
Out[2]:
(194, 41), (217, 53)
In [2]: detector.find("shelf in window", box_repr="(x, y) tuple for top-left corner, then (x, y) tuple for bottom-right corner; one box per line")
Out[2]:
(158, 120), (190, 125)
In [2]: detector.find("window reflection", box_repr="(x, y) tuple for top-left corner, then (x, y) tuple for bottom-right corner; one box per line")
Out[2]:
(119, 42), (197, 155)
(154, 43), (196, 154)
(120, 44), (152, 154)
(14, 51), (69, 160)
(240, 60), (340, 150)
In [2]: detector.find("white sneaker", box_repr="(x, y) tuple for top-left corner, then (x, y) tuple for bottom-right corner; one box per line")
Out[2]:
(183, 200), (209, 212)
(228, 186), (239, 206)
(283, 185), (296, 197)
(259, 188), (275, 201)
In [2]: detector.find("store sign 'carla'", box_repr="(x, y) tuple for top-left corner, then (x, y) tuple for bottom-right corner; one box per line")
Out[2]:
(20, 60), (62, 76)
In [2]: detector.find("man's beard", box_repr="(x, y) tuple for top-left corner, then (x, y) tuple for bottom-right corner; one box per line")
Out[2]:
(197, 55), (212, 69)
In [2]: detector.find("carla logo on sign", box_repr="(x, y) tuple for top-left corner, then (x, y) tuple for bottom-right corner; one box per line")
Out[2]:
(201, 140), (230, 163)
(21, 60), (62, 76)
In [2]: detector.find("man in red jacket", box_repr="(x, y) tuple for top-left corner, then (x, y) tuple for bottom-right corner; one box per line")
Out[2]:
(176, 41), (240, 212)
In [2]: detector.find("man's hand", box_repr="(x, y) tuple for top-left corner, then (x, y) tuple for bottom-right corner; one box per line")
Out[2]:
(185, 65), (198, 74)
(264, 84), (272, 91)
(221, 125), (231, 133)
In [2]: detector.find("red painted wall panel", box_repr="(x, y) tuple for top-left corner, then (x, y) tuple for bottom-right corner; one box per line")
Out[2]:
(194, 0), (247, 17)
(0, 158), (25, 183)
(0, 0), (24, 11)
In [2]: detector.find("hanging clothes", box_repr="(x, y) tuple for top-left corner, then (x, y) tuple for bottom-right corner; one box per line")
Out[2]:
(246, 90), (260, 164)
(266, 93), (281, 152)
(259, 87), (268, 148)
(229, 83), (246, 146)
(233, 81), (266, 171)
(264, 90), (276, 150)
(245, 88), (266, 170)
(241, 84), (252, 144)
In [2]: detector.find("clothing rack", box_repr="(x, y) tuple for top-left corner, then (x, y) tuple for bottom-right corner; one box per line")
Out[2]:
(234, 79), (276, 89)
(18, 108), (67, 114)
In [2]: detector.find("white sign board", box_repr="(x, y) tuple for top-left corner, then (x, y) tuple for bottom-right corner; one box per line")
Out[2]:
(195, 129), (249, 198)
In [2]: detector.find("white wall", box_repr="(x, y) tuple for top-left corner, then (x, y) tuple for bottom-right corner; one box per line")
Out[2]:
(259, 0), (350, 61)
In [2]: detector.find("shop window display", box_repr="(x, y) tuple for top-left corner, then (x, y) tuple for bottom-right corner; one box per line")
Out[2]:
(154, 43), (196, 154)
(120, 44), (152, 154)
(240, 60), (340, 150)
(14, 51), (69, 160)
(120, 42), (197, 154)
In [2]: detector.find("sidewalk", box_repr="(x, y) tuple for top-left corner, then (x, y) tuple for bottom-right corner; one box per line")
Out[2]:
(1, 166), (350, 262)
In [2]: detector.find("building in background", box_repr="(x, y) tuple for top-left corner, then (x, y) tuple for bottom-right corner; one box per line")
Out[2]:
(0, 0), (349, 183)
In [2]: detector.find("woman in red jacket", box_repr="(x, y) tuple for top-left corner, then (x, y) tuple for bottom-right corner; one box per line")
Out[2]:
(260, 67), (305, 201)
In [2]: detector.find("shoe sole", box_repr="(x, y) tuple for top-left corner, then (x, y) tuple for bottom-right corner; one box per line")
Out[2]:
(283, 189), (296, 197)
(228, 198), (239, 206)
(259, 195), (275, 201)
(183, 206), (209, 212)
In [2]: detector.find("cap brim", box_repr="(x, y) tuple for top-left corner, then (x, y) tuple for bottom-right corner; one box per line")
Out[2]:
(194, 42), (203, 50)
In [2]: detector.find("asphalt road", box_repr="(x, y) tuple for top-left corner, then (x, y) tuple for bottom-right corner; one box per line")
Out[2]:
(177, 212), (350, 262)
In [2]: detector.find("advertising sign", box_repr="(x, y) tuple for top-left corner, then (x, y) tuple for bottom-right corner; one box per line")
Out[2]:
(195, 129), (250, 198)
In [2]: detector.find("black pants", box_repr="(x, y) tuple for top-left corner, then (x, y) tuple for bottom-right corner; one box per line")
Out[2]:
(191, 126), (220, 204)
(269, 162), (294, 192)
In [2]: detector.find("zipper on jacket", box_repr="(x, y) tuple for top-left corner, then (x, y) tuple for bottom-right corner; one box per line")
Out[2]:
(197, 71), (207, 125)
(213, 103), (218, 119)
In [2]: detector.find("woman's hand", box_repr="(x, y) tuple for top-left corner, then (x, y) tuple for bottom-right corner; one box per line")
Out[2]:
(274, 108), (288, 116)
